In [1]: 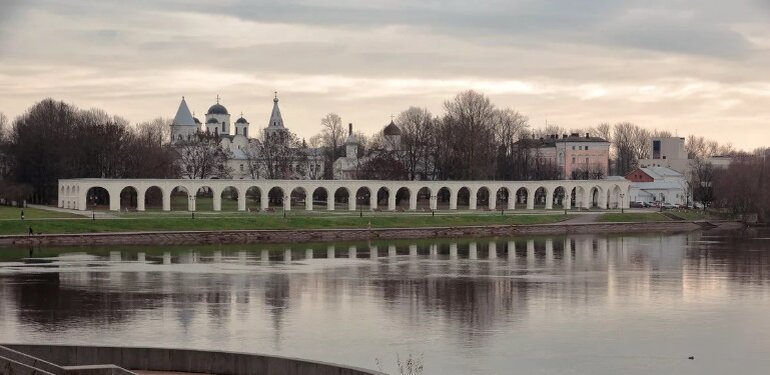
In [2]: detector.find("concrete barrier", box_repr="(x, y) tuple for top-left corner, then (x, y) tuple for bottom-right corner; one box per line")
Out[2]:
(0, 221), (744, 247)
(1, 354), (56, 375)
(3, 345), (386, 375)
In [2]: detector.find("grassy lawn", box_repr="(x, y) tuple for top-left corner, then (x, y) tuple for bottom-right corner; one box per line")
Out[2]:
(597, 213), (671, 223)
(0, 205), (81, 220)
(665, 210), (718, 220)
(0, 213), (570, 236)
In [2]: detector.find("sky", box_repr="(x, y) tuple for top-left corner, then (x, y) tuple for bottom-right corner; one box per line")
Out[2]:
(0, 0), (769, 149)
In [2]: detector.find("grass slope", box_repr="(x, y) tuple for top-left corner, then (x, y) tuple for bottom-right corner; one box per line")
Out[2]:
(597, 213), (671, 223)
(0, 206), (81, 219)
(0, 213), (569, 236)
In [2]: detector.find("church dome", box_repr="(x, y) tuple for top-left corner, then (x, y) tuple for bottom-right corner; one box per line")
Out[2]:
(207, 103), (229, 115)
(383, 120), (402, 136)
(236, 117), (248, 124)
(206, 117), (220, 124)
(193, 117), (201, 125)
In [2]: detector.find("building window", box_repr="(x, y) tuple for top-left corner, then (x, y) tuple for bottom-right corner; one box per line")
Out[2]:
(572, 157), (575, 163)
(240, 164), (244, 171)
(572, 146), (575, 150)
(585, 146), (589, 150)
(653, 140), (661, 159)
(585, 157), (589, 164)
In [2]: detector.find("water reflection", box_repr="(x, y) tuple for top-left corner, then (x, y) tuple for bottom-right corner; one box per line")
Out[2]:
(1, 229), (770, 375)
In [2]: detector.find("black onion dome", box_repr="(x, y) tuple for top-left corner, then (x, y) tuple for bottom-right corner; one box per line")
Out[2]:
(207, 103), (229, 115)
(206, 117), (220, 124)
(236, 117), (248, 124)
(193, 117), (201, 124)
(383, 120), (401, 136)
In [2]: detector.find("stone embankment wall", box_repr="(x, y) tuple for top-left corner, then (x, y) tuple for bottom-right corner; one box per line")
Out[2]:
(3, 344), (385, 375)
(0, 221), (744, 248)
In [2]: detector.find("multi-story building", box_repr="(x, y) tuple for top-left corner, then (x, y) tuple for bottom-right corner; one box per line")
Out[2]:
(515, 133), (611, 179)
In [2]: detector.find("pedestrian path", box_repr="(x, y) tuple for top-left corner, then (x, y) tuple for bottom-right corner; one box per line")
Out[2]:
(28, 204), (117, 218)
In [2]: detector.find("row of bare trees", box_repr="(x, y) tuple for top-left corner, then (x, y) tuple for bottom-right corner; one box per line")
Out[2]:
(711, 149), (770, 222)
(0, 99), (178, 204)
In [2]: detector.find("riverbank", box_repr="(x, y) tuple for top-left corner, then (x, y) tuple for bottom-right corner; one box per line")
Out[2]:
(0, 220), (743, 247)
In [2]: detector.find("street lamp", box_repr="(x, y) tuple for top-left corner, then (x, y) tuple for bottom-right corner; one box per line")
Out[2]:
(620, 193), (625, 214)
(430, 195), (437, 217)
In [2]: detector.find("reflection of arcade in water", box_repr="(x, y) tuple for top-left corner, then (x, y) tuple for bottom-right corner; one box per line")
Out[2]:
(2, 231), (765, 347)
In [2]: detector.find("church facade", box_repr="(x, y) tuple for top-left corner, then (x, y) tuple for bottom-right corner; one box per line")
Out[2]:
(170, 95), (325, 180)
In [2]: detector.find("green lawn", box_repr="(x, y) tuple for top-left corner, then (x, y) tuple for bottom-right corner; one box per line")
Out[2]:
(0, 213), (570, 236)
(665, 210), (718, 220)
(597, 213), (671, 223)
(0, 206), (81, 220)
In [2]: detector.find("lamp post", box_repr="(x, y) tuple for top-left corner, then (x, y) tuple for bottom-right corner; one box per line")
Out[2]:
(620, 193), (625, 214)
(430, 195), (437, 217)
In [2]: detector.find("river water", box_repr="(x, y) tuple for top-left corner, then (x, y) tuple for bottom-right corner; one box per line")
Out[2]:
(1, 229), (770, 374)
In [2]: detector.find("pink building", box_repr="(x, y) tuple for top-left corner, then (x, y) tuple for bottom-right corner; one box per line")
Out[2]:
(516, 133), (610, 179)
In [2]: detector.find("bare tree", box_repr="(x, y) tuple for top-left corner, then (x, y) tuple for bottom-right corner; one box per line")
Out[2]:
(397, 107), (437, 180)
(260, 130), (303, 179)
(242, 140), (263, 179)
(440, 90), (498, 180)
(320, 113), (344, 179)
(494, 108), (529, 180)
(136, 117), (172, 146)
(175, 131), (232, 179)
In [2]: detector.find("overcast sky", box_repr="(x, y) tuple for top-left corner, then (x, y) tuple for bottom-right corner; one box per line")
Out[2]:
(1, 0), (769, 149)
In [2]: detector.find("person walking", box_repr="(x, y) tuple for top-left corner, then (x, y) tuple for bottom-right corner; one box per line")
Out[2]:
(28, 226), (33, 236)
(20, 209), (25, 220)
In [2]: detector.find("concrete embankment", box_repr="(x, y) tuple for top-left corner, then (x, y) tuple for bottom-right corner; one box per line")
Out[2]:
(2, 344), (385, 375)
(0, 221), (744, 247)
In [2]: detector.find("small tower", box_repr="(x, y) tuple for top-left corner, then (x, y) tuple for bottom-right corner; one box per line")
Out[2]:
(345, 123), (358, 158)
(265, 92), (287, 139)
(235, 112), (249, 137)
(170, 97), (197, 143)
(205, 95), (231, 135)
(383, 118), (402, 151)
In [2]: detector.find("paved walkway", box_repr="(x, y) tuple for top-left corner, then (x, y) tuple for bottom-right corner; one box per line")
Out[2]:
(562, 212), (601, 224)
(28, 204), (117, 218)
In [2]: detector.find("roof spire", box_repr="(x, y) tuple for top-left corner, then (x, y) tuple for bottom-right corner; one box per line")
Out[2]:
(268, 93), (285, 129)
(274, 91), (279, 103)
(172, 97), (196, 126)
(216, 94), (220, 104)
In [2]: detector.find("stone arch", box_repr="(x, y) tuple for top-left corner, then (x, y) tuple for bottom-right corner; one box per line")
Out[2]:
(119, 186), (138, 211)
(267, 187), (285, 210)
(590, 186), (603, 208)
(170, 186), (190, 211)
(246, 186), (262, 211)
(515, 187), (529, 209)
(376, 187), (390, 210)
(533, 187), (548, 209)
(610, 184), (624, 209)
(220, 186), (239, 211)
(476, 186), (491, 209)
(416, 187), (431, 210)
(437, 187), (451, 210)
(290, 187), (308, 210)
(395, 187), (410, 210)
(312, 187), (328, 210)
(571, 186), (586, 209)
(334, 187), (351, 210)
(456, 187), (471, 210)
(85, 186), (110, 210)
(495, 187), (511, 210)
(144, 186), (164, 211)
(194, 185), (214, 211)
(552, 186), (567, 209)
(355, 186), (372, 211)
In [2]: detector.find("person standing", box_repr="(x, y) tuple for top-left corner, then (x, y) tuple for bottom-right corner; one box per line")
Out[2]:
(20, 209), (25, 220)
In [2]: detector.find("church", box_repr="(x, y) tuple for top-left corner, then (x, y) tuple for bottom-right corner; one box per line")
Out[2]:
(169, 95), (325, 179)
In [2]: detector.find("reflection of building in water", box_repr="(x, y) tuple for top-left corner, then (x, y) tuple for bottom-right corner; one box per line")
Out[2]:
(4, 232), (767, 351)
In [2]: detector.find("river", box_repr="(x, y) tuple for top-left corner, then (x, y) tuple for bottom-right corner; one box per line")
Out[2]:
(1, 228), (770, 374)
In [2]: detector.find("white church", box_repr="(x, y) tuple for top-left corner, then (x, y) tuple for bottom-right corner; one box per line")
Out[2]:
(170, 95), (325, 179)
